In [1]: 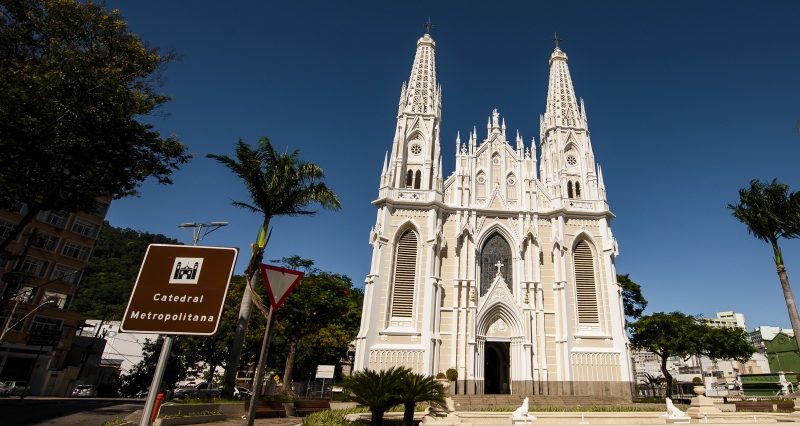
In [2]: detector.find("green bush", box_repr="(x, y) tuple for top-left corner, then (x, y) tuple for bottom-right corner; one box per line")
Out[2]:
(445, 368), (458, 382)
(302, 409), (354, 425)
(692, 377), (703, 386)
(435, 372), (446, 379)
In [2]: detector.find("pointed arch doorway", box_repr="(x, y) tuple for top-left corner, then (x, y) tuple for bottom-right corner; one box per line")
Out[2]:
(484, 340), (510, 394)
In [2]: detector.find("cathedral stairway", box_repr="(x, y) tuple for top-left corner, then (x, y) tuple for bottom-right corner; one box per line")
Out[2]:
(450, 394), (622, 411)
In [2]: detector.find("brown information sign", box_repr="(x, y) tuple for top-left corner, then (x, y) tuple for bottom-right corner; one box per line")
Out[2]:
(120, 244), (238, 335)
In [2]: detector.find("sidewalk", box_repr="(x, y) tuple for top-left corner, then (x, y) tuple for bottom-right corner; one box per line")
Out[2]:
(191, 418), (301, 426)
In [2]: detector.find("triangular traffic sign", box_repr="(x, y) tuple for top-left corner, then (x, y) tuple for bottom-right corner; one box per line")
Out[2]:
(259, 264), (304, 310)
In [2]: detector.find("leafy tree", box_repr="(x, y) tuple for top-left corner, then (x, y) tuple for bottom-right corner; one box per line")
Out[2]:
(344, 367), (408, 426)
(397, 373), (446, 426)
(698, 324), (755, 362)
(617, 274), (647, 322)
(72, 222), (179, 320)
(728, 179), (800, 350)
(207, 137), (340, 395)
(272, 269), (360, 388)
(0, 0), (189, 259)
(629, 312), (701, 398)
(119, 337), (201, 397)
(630, 312), (756, 398)
(271, 255), (317, 274)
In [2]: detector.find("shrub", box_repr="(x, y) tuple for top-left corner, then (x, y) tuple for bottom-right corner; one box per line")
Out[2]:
(445, 368), (458, 382)
(302, 409), (354, 426)
(435, 372), (446, 379)
(692, 377), (703, 386)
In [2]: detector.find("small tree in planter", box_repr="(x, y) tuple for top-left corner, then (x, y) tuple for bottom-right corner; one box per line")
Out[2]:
(397, 373), (446, 426)
(692, 377), (705, 396)
(343, 367), (407, 426)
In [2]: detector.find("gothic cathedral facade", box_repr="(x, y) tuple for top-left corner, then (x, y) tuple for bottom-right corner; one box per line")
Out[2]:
(354, 31), (632, 399)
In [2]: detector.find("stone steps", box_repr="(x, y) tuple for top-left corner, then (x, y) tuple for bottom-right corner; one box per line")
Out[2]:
(450, 394), (619, 410)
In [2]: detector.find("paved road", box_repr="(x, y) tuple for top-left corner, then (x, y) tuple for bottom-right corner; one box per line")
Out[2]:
(0, 397), (143, 426)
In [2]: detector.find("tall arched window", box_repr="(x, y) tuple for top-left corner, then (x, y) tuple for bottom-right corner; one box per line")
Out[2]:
(414, 170), (421, 189)
(573, 240), (599, 324)
(480, 233), (512, 296)
(406, 170), (414, 188)
(391, 230), (418, 318)
(575, 182), (581, 199)
(567, 181), (574, 199)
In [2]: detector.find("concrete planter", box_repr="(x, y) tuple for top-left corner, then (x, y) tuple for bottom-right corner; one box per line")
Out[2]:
(158, 402), (244, 419)
(153, 414), (227, 426)
(330, 402), (358, 410)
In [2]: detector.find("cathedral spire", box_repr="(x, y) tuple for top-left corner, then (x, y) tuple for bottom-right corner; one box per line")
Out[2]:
(399, 32), (438, 115)
(543, 41), (580, 130)
(383, 29), (442, 196)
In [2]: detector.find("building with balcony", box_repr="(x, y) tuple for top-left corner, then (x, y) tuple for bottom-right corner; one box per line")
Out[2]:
(0, 200), (109, 396)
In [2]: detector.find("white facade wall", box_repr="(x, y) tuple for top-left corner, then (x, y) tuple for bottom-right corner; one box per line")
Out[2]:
(354, 33), (630, 399)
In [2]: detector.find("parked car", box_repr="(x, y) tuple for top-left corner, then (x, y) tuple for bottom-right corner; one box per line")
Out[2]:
(233, 386), (253, 400)
(173, 382), (221, 399)
(71, 384), (98, 397)
(0, 381), (26, 396)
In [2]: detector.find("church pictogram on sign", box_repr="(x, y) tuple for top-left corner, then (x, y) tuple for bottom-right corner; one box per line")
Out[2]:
(169, 257), (204, 284)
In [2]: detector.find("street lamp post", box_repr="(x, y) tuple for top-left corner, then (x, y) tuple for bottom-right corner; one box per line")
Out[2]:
(178, 222), (229, 246)
(139, 221), (228, 426)
(0, 297), (57, 343)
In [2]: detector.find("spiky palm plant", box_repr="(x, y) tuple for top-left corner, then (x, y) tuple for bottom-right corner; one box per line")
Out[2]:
(207, 137), (340, 395)
(728, 179), (800, 349)
(344, 367), (408, 426)
(397, 372), (446, 426)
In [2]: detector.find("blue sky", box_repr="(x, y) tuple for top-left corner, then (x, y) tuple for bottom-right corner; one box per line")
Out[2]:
(105, 1), (800, 330)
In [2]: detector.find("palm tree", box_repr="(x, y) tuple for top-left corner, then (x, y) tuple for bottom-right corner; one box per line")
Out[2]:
(728, 179), (800, 350)
(397, 372), (446, 426)
(344, 367), (408, 426)
(642, 373), (665, 397)
(207, 137), (340, 395)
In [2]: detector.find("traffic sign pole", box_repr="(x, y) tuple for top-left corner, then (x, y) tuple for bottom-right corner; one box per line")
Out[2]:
(140, 335), (173, 426)
(244, 264), (304, 425)
(246, 306), (273, 426)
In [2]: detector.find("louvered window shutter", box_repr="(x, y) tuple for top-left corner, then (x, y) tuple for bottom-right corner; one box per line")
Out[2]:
(573, 240), (599, 324)
(391, 230), (418, 318)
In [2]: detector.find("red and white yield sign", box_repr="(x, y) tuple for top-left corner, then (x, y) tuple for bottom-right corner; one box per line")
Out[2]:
(259, 264), (304, 310)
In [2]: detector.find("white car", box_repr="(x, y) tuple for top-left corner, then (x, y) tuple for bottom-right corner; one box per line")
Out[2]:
(71, 384), (97, 397)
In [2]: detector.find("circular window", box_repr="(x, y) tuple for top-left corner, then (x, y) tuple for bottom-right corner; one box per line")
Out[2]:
(507, 176), (516, 185)
(476, 174), (486, 184)
(566, 155), (577, 167)
(492, 156), (501, 165)
(410, 144), (422, 156)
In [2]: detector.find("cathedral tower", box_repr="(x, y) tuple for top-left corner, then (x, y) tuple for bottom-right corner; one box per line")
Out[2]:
(355, 32), (631, 401)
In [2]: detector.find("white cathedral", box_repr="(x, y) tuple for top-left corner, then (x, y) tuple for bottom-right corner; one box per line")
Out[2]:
(354, 30), (632, 399)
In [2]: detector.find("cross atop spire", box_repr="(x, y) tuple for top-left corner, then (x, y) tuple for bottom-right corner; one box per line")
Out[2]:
(553, 32), (561, 49)
(424, 18), (434, 35)
(494, 260), (504, 276)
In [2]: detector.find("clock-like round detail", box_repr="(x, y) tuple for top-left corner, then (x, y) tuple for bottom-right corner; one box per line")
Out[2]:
(566, 154), (577, 166)
(476, 174), (486, 184)
(410, 144), (422, 155)
(507, 176), (516, 185)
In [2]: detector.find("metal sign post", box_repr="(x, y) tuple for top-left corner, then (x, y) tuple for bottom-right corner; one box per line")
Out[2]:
(246, 264), (304, 426)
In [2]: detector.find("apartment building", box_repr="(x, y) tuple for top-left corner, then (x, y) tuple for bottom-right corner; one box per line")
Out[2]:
(0, 200), (109, 396)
